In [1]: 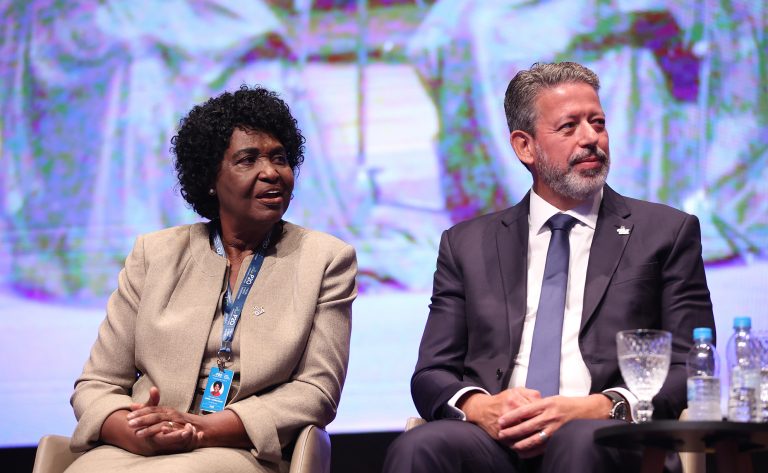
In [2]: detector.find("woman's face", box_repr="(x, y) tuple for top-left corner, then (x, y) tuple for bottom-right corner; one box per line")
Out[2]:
(215, 128), (294, 230)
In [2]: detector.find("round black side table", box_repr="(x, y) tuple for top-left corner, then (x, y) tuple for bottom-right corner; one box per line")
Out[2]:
(595, 421), (768, 473)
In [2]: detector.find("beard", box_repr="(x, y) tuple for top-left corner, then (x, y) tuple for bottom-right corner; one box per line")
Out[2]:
(534, 144), (610, 201)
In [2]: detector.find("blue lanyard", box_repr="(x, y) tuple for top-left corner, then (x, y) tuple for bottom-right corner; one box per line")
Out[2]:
(212, 225), (272, 369)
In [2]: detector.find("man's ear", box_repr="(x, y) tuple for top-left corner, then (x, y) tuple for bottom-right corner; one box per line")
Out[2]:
(510, 130), (535, 168)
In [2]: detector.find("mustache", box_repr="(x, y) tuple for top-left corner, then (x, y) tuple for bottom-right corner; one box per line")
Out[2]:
(569, 147), (609, 166)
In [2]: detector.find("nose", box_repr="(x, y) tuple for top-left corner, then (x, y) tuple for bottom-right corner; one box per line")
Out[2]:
(578, 121), (599, 147)
(258, 160), (280, 181)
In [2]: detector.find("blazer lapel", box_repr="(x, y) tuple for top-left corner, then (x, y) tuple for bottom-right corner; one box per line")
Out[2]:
(581, 186), (632, 332)
(162, 223), (227, 411)
(235, 223), (295, 397)
(497, 194), (530, 372)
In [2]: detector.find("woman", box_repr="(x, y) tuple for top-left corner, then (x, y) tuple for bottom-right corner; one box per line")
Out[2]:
(65, 86), (357, 472)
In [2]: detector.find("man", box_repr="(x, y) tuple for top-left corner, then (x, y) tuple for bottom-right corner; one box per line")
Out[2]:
(383, 62), (714, 472)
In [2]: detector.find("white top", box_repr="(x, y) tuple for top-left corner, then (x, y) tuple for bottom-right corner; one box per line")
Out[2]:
(509, 187), (599, 394)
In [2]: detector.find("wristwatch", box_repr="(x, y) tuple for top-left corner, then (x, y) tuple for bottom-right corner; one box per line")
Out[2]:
(601, 391), (630, 422)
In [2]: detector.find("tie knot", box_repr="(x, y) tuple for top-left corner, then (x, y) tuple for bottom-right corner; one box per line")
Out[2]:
(547, 213), (578, 232)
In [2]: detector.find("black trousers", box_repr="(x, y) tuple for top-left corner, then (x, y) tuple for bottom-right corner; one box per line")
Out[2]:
(383, 419), (681, 473)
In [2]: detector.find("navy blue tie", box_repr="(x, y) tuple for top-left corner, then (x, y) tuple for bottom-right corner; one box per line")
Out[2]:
(526, 213), (579, 397)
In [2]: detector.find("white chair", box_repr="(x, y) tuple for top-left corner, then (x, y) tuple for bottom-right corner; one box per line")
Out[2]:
(32, 424), (331, 473)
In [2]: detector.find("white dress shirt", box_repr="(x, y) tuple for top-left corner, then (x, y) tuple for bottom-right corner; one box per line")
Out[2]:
(446, 187), (636, 419)
(509, 187), (599, 394)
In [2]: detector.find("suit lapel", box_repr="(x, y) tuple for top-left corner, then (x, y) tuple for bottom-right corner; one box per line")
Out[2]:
(235, 223), (294, 397)
(581, 186), (632, 332)
(161, 223), (227, 411)
(497, 194), (530, 371)
(175, 223), (279, 408)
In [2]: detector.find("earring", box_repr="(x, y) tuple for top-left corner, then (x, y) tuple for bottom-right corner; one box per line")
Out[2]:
(208, 188), (215, 196)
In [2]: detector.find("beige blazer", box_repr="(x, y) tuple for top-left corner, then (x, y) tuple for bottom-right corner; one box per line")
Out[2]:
(70, 221), (357, 463)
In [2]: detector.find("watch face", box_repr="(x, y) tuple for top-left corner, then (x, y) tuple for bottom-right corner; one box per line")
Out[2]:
(613, 402), (628, 421)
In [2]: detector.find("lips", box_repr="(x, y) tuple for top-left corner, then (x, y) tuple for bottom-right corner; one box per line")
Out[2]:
(255, 188), (285, 205)
(571, 148), (608, 166)
(576, 156), (598, 163)
(572, 153), (601, 163)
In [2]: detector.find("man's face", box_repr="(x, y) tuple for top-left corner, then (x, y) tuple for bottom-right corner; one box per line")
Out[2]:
(530, 82), (610, 205)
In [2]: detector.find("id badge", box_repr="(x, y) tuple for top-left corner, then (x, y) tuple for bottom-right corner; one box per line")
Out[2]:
(200, 367), (234, 413)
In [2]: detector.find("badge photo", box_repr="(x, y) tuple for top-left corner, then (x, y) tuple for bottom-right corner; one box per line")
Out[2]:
(200, 367), (234, 413)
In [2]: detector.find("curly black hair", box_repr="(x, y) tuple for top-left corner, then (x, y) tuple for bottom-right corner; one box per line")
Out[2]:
(171, 85), (305, 220)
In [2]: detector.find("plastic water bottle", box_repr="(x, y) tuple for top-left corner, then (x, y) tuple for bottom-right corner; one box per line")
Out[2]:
(686, 327), (722, 420)
(758, 333), (768, 423)
(726, 317), (760, 422)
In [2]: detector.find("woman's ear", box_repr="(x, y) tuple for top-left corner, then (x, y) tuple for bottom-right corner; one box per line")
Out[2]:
(510, 130), (535, 169)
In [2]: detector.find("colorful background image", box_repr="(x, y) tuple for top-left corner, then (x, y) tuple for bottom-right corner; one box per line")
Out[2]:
(1, 0), (766, 446)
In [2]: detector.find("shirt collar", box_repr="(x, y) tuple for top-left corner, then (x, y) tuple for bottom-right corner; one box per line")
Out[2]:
(529, 187), (602, 234)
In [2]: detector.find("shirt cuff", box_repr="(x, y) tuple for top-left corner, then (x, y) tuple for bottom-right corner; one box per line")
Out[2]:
(443, 387), (491, 420)
(603, 387), (638, 422)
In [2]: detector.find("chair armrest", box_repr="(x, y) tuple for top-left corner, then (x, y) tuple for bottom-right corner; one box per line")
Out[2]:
(289, 425), (331, 473)
(405, 417), (427, 431)
(33, 435), (82, 473)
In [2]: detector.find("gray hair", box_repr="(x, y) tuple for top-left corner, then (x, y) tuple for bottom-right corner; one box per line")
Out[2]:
(504, 62), (600, 135)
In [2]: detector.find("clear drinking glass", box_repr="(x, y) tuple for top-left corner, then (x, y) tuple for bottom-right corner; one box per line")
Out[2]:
(616, 329), (672, 423)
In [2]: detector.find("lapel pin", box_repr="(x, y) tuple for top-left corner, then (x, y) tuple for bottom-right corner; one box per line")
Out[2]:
(253, 306), (265, 316)
(617, 226), (630, 235)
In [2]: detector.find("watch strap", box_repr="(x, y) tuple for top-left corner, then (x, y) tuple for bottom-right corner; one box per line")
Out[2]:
(601, 391), (629, 421)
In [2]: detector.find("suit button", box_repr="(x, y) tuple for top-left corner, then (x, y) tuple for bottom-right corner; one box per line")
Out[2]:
(496, 369), (503, 379)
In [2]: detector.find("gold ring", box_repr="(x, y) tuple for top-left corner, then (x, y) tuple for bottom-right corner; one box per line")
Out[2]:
(167, 421), (174, 429)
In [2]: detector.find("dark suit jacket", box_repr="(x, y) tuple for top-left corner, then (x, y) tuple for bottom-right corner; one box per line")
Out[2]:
(412, 185), (715, 421)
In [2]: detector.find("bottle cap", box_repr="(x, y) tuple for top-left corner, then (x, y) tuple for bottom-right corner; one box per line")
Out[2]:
(733, 317), (752, 329)
(693, 327), (713, 341)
